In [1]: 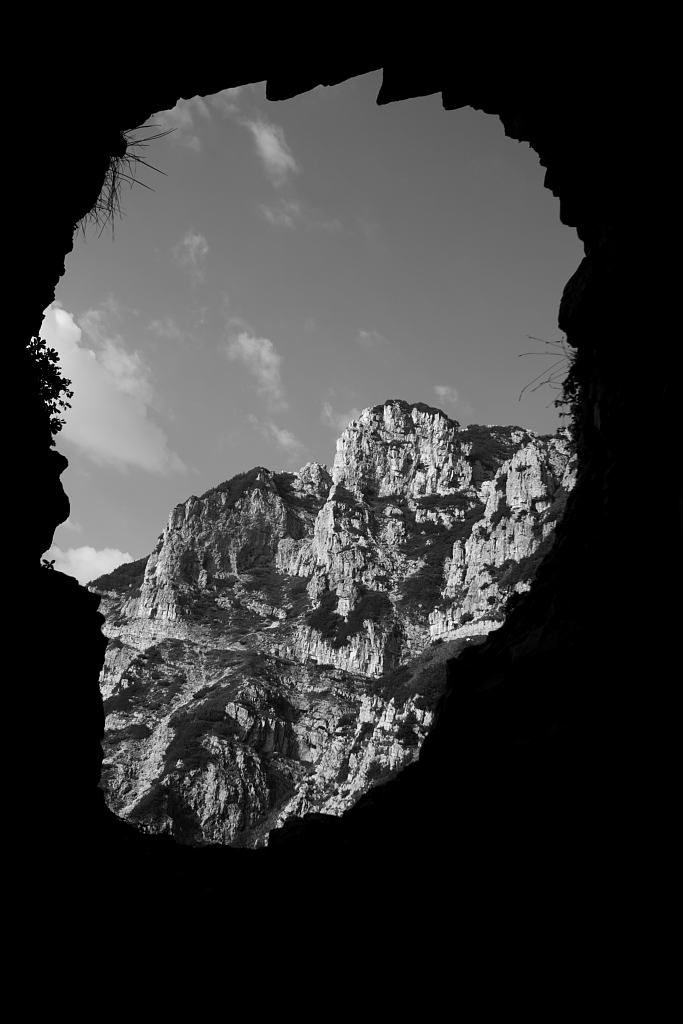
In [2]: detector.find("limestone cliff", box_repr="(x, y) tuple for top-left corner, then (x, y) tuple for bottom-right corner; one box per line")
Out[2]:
(90, 401), (575, 848)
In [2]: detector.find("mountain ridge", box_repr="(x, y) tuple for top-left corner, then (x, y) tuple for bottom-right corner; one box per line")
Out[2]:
(89, 400), (576, 848)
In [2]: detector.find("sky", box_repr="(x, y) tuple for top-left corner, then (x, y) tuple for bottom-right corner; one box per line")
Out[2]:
(41, 71), (584, 584)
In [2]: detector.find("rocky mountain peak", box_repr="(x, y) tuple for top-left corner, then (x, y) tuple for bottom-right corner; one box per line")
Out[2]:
(332, 399), (464, 500)
(89, 402), (577, 850)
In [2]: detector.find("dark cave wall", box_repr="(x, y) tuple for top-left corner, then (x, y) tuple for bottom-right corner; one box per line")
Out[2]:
(12, 40), (675, 934)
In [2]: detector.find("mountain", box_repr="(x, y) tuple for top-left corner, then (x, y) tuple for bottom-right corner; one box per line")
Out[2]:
(89, 400), (577, 849)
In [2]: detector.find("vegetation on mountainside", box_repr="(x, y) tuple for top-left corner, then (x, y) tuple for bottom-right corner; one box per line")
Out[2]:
(370, 398), (460, 430)
(164, 701), (242, 773)
(160, 674), (293, 776)
(200, 467), (267, 503)
(105, 722), (152, 744)
(126, 781), (168, 824)
(402, 499), (485, 558)
(365, 760), (387, 783)
(102, 642), (186, 714)
(458, 424), (528, 476)
(396, 499), (486, 620)
(184, 569), (311, 633)
(330, 482), (365, 509)
(395, 710), (420, 746)
(489, 496), (513, 529)
(367, 635), (488, 712)
(537, 484), (570, 529)
(240, 565), (286, 597)
(88, 555), (149, 594)
(272, 472), (327, 512)
(490, 531), (557, 591)
(306, 585), (392, 648)
(199, 467), (326, 513)
(103, 671), (186, 715)
(412, 492), (470, 511)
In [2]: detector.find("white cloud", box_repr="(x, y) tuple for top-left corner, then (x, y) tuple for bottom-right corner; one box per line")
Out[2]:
(259, 198), (342, 231)
(40, 304), (186, 475)
(209, 87), (245, 115)
(247, 415), (305, 456)
(148, 317), (184, 341)
(242, 118), (299, 184)
(259, 199), (303, 228)
(225, 328), (287, 410)
(357, 329), (388, 348)
(434, 385), (460, 407)
(317, 216), (343, 232)
(151, 96), (209, 151)
(59, 517), (83, 533)
(172, 232), (209, 280)
(78, 309), (155, 404)
(321, 402), (362, 432)
(100, 294), (125, 319)
(43, 545), (133, 586)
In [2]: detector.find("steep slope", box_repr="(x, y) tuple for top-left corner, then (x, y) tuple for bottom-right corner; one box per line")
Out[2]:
(89, 401), (576, 848)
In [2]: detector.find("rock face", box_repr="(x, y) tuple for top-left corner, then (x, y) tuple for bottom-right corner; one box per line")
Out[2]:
(90, 401), (576, 849)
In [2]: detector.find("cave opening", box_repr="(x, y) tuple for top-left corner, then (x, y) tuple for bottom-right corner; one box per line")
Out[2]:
(36, 74), (585, 851)
(15, 44), (674, 949)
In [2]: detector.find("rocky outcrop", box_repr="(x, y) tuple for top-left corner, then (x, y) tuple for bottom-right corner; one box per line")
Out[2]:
(90, 405), (575, 847)
(96, 626), (444, 849)
(331, 401), (465, 498)
(137, 464), (331, 622)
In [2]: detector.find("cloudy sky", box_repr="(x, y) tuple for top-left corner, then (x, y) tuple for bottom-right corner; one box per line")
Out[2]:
(41, 72), (583, 583)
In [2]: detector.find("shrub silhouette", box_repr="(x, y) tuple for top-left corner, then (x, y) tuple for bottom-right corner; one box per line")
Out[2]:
(365, 760), (385, 783)
(396, 711), (420, 747)
(23, 335), (73, 447)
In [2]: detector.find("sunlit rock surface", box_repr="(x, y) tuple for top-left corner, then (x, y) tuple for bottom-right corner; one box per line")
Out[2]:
(90, 401), (576, 848)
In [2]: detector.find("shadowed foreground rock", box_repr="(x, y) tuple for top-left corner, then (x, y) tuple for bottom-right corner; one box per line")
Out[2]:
(11, 30), (676, 968)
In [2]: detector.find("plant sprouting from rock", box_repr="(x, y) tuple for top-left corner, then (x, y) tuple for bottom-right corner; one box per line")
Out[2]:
(25, 336), (73, 446)
(518, 335), (576, 404)
(76, 124), (176, 240)
(518, 334), (581, 452)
